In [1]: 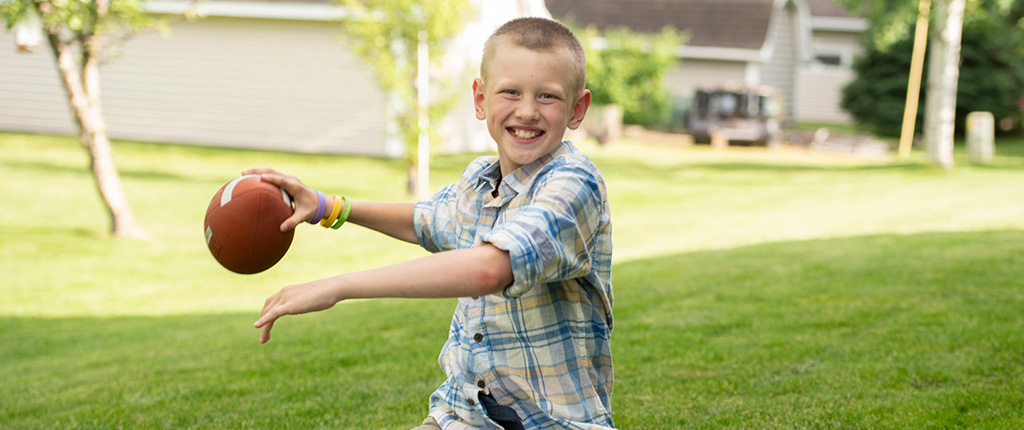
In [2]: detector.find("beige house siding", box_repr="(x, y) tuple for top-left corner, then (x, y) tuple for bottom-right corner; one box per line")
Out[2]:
(760, 1), (800, 122)
(0, 16), (389, 156)
(811, 30), (863, 64)
(796, 28), (863, 123)
(665, 60), (749, 97)
(795, 66), (854, 122)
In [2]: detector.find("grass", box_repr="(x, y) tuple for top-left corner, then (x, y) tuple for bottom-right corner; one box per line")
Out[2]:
(1, 131), (1023, 429)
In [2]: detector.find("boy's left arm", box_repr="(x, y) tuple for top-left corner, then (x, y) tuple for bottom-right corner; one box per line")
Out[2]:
(254, 244), (512, 343)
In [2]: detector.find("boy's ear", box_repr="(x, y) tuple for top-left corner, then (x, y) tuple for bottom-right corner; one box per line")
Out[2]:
(567, 89), (592, 130)
(472, 78), (486, 120)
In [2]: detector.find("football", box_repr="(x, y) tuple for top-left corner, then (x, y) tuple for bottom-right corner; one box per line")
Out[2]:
(204, 175), (294, 274)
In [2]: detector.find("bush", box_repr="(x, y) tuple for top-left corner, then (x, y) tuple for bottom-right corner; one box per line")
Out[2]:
(578, 25), (686, 127)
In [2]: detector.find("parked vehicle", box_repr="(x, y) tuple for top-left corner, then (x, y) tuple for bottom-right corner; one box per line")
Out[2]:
(687, 85), (782, 146)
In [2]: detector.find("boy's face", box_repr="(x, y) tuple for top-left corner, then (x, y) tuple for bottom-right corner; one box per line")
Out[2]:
(474, 42), (591, 177)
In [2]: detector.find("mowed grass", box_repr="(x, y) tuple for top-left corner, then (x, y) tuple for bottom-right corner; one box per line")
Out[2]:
(1, 132), (1023, 429)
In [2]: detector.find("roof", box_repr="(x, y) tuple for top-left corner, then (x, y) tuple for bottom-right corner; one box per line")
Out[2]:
(546, 0), (859, 51)
(546, 0), (774, 50)
(803, 0), (852, 18)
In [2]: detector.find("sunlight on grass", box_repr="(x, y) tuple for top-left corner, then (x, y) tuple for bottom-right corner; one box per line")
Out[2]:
(590, 137), (1024, 263)
(2, 132), (1023, 318)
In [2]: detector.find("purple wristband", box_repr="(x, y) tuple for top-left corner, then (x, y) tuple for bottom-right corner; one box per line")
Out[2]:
(309, 190), (326, 224)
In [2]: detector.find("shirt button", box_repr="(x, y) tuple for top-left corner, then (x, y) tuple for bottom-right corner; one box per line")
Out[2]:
(477, 379), (486, 388)
(474, 333), (484, 343)
(468, 398), (476, 406)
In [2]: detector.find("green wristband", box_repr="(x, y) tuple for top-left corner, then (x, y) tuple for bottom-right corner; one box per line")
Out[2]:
(330, 196), (352, 230)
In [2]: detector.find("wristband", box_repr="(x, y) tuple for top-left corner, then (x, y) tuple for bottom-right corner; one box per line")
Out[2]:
(321, 195), (343, 228)
(330, 196), (352, 230)
(308, 190), (326, 224)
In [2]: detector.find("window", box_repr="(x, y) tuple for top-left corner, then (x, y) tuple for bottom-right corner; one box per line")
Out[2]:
(815, 54), (843, 66)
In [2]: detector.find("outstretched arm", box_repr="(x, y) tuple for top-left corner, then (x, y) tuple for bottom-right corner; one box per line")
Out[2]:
(253, 243), (513, 344)
(242, 168), (418, 244)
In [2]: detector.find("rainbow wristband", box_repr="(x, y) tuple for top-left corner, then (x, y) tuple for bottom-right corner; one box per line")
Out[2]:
(321, 195), (343, 228)
(308, 190), (326, 224)
(330, 196), (351, 230)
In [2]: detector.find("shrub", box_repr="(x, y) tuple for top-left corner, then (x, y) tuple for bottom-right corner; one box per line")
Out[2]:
(578, 25), (686, 127)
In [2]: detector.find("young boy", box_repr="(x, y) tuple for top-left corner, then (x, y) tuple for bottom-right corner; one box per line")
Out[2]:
(248, 17), (614, 430)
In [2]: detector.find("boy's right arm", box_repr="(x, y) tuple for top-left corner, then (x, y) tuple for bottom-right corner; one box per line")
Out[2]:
(241, 168), (418, 244)
(346, 201), (417, 244)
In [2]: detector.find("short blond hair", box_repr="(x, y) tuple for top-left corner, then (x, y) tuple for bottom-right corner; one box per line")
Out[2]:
(481, 17), (587, 96)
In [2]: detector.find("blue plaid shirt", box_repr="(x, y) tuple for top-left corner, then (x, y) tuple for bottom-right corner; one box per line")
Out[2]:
(414, 141), (614, 430)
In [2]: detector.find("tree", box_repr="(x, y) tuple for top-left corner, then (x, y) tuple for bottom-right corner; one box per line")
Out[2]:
(924, 0), (965, 169)
(837, 0), (1024, 167)
(840, 1), (1024, 138)
(337, 0), (470, 197)
(1, 0), (192, 238)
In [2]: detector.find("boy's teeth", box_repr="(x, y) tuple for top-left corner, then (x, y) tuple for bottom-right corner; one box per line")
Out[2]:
(513, 129), (539, 139)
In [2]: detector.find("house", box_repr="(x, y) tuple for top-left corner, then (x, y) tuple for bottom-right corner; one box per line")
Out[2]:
(1, 0), (395, 155)
(545, 0), (868, 124)
(0, 0), (864, 156)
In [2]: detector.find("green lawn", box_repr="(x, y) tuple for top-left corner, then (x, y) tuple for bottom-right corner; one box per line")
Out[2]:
(1, 132), (1023, 429)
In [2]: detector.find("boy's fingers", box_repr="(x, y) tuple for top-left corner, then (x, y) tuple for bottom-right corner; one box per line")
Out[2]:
(257, 173), (305, 196)
(259, 320), (275, 344)
(255, 306), (280, 343)
(280, 213), (307, 232)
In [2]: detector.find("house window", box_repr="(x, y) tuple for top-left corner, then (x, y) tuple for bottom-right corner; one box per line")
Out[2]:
(812, 44), (853, 68)
(815, 54), (843, 66)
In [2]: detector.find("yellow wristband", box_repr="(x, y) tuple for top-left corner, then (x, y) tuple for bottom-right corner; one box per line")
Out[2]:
(330, 196), (351, 230)
(320, 195), (342, 228)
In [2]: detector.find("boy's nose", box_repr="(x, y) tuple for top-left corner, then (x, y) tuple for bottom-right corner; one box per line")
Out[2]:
(515, 100), (540, 122)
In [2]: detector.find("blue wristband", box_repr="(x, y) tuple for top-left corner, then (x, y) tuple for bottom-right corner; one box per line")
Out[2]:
(309, 190), (326, 224)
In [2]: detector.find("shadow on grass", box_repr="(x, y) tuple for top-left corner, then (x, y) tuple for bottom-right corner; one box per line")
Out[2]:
(2, 230), (1023, 429)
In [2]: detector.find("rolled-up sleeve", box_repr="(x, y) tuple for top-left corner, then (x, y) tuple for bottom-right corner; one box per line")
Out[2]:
(484, 165), (604, 298)
(413, 198), (441, 253)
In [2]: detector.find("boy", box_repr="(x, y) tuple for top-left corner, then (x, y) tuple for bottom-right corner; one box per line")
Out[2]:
(249, 17), (614, 430)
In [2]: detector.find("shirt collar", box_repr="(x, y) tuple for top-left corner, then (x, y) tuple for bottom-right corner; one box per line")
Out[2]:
(475, 141), (575, 199)
(474, 157), (503, 195)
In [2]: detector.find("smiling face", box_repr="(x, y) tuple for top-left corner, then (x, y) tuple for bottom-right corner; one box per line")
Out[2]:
(474, 42), (591, 176)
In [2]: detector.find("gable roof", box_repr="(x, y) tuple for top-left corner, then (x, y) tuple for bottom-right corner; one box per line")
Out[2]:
(546, 0), (862, 52)
(545, 0), (776, 50)
(803, 0), (851, 18)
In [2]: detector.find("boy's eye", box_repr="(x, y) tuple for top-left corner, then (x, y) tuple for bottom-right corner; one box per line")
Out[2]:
(502, 90), (519, 96)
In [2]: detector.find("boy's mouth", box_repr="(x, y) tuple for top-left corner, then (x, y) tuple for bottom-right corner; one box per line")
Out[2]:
(508, 127), (544, 141)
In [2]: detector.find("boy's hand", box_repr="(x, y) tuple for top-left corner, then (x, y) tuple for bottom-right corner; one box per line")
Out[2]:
(241, 168), (318, 232)
(254, 279), (339, 344)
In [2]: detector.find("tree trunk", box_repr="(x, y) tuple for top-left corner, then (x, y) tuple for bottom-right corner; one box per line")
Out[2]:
(47, 32), (149, 238)
(923, 0), (965, 170)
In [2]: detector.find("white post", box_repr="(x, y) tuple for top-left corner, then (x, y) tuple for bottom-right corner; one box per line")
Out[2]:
(416, 30), (430, 199)
(966, 111), (994, 164)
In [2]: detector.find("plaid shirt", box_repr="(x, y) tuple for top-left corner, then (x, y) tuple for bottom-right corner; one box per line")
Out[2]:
(414, 141), (614, 430)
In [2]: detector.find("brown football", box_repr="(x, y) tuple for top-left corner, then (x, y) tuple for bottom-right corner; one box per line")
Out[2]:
(204, 175), (294, 274)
